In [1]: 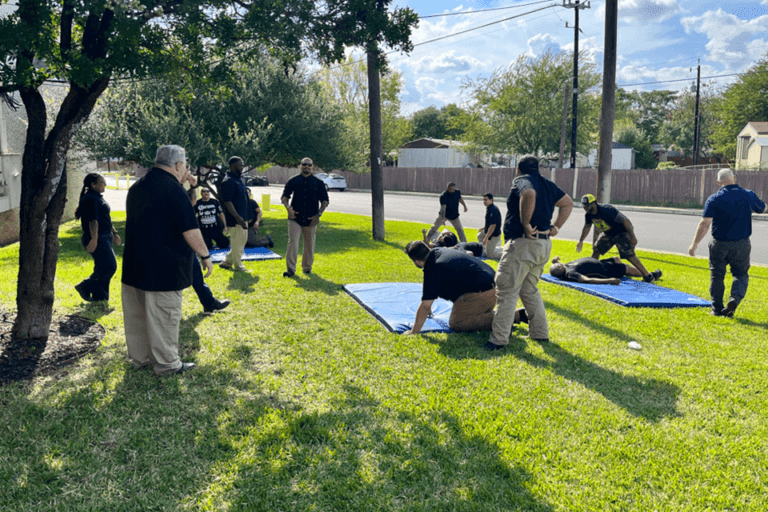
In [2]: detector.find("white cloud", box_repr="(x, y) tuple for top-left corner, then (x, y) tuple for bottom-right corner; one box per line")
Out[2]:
(616, 63), (723, 91)
(410, 51), (484, 74)
(682, 8), (768, 69)
(618, 0), (683, 23)
(526, 33), (561, 57)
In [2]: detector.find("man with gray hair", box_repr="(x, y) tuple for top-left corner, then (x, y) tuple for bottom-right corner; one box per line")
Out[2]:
(689, 168), (766, 317)
(122, 145), (214, 375)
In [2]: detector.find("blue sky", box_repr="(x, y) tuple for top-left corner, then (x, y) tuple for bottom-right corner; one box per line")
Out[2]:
(368, 0), (768, 115)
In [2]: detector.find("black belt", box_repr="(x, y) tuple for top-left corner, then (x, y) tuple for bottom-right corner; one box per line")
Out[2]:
(536, 233), (550, 240)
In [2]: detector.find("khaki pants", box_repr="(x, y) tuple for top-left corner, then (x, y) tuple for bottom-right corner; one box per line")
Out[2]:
(224, 225), (248, 270)
(449, 288), (497, 331)
(477, 228), (502, 260)
(489, 237), (552, 345)
(122, 284), (184, 375)
(287, 220), (317, 273)
(427, 215), (466, 243)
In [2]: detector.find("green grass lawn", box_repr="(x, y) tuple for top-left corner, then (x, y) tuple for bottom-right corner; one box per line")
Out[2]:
(1, 210), (767, 511)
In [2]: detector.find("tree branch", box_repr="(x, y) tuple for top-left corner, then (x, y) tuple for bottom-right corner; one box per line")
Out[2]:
(60, 0), (75, 63)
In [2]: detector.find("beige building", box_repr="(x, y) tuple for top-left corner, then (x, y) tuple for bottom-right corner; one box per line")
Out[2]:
(735, 122), (768, 170)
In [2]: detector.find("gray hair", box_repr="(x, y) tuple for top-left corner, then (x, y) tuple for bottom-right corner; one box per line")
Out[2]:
(155, 145), (186, 167)
(717, 168), (734, 181)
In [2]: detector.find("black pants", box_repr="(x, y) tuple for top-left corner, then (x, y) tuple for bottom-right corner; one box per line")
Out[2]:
(191, 258), (214, 308)
(78, 235), (117, 301)
(201, 228), (230, 250)
(709, 238), (750, 310)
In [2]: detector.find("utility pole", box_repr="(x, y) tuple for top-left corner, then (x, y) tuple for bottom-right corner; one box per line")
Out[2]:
(692, 62), (701, 167)
(367, 48), (385, 241)
(558, 84), (571, 175)
(596, 0), (617, 203)
(563, 0), (591, 169)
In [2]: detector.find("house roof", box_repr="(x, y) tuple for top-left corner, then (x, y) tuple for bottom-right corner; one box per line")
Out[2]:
(755, 136), (768, 147)
(747, 122), (768, 134)
(400, 138), (468, 149)
(612, 141), (632, 149)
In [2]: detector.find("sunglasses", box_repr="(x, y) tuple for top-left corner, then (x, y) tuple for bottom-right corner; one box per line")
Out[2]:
(301, 164), (312, 167)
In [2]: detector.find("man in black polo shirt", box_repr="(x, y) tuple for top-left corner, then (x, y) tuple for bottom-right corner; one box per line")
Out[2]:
(477, 192), (502, 260)
(122, 145), (213, 376)
(281, 157), (329, 277)
(486, 155), (573, 350)
(548, 255), (651, 284)
(689, 168), (767, 317)
(219, 156), (252, 271)
(577, 194), (660, 283)
(404, 240), (496, 334)
(427, 182), (468, 243)
(194, 187), (230, 250)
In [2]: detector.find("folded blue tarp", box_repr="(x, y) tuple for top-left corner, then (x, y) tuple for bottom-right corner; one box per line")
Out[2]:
(540, 274), (710, 308)
(209, 246), (282, 263)
(343, 283), (455, 334)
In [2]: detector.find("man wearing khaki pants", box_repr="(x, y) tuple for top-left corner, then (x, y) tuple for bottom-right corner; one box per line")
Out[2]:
(403, 241), (497, 334)
(219, 156), (252, 272)
(121, 145), (213, 375)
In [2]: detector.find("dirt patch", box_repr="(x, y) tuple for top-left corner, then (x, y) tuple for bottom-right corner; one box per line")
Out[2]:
(0, 311), (105, 384)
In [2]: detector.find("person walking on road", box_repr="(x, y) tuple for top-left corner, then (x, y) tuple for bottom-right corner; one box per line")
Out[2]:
(485, 155), (573, 350)
(281, 157), (329, 277)
(577, 194), (661, 283)
(427, 182), (468, 243)
(689, 168), (767, 317)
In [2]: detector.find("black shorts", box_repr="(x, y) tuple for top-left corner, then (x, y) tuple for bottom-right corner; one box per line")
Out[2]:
(594, 232), (635, 259)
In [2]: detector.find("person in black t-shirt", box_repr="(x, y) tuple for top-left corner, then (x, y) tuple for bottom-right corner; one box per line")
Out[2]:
(245, 188), (273, 248)
(404, 241), (496, 334)
(577, 194), (661, 283)
(281, 157), (329, 276)
(426, 182), (468, 243)
(477, 193), (503, 259)
(74, 173), (121, 303)
(548, 255), (651, 284)
(194, 187), (230, 250)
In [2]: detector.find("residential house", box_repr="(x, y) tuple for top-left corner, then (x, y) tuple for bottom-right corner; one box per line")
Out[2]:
(735, 122), (768, 170)
(586, 142), (637, 170)
(397, 138), (489, 168)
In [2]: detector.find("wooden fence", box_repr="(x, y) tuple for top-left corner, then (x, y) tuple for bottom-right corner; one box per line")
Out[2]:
(264, 166), (768, 207)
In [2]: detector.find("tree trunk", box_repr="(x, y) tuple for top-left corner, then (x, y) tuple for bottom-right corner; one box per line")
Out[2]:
(12, 79), (110, 341)
(367, 49), (385, 241)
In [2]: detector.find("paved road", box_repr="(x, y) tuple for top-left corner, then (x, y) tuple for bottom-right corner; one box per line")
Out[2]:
(105, 184), (768, 266)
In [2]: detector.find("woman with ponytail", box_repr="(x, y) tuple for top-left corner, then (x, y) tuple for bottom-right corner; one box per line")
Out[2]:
(74, 173), (120, 303)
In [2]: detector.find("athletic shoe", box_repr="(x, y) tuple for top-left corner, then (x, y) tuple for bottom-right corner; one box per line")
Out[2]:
(283, 271), (295, 278)
(651, 269), (662, 281)
(483, 341), (505, 351)
(219, 262), (232, 270)
(721, 299), (738, 318)
(643, 272), (657, 283)
(203, 299), (230, 315)
(75, 282), (92, 302)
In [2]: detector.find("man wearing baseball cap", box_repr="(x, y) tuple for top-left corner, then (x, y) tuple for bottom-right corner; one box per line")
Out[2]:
(576, 194), (661, 283)
(281, 157), (329, 276)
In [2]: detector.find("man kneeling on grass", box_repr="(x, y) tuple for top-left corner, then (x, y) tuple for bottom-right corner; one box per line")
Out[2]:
(404, 240), (496, 334)
(548, 255), (661, 284)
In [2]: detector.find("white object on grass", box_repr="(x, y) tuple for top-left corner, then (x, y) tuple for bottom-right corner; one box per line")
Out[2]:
(628, 341), (642, 350)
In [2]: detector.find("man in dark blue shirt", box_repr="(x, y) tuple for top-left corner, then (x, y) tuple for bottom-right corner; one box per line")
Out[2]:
(486, 155), (573, 350)
(404, 241), (496, 334)
(218, 156), (252, 271)
(689, 168), (767, 317)
(426, 182), (468, 243)
(281, 157), (329, 276)
(122, 145), (213, 376)
(477, 192), (502, 260)
(577, 194), (660, 283)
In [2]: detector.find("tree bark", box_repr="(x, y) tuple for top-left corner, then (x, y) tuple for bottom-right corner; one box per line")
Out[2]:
(12, 78), (110, 340)
(367, 49), (385, 241)
(596, 0), (618, 203)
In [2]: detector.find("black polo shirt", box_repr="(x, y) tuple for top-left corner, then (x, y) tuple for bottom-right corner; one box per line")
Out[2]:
(504, 173), (566, 240)
(219, 171), (252, 227)
(422, 248), (495, 302)
(562, 257), (625, 282)
(78, 189), (113, 244)
(440, 190), (462, 220)
(585, 204), (627, 236)
(122, 168), (199, 292)
(248, 199), (260, 227)
(194, 199), (223, 231)
(282, 173), (330, 227)
(484, 203), (502, 238)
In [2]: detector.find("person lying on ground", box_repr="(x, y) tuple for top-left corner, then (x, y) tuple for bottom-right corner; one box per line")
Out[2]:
(548, 255), (662, 284)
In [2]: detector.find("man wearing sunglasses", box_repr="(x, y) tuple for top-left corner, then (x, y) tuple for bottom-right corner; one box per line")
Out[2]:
(281, 157), (329, 277)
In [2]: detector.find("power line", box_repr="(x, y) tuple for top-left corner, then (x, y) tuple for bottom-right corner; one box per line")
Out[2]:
(419, 0), (553, 19)
(617, 72), (751, 88)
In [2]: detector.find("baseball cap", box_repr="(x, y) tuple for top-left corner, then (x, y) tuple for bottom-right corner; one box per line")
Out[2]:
(581, 194), (596, 206)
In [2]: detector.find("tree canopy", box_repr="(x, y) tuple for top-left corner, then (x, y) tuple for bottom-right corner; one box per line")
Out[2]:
(409, 104), (468, 141)
(461, 49), (601, 157)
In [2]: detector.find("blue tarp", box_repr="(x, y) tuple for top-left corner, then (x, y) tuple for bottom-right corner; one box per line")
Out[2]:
(540, 274), (710, 308)
(210, 246), (282, 263)
(343, 283), (455, 334)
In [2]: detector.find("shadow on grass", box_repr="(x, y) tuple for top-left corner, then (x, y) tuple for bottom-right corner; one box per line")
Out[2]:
(291, 273), (342, 296)
(222, 269), (260, 293)
(640, 255), (768, 280)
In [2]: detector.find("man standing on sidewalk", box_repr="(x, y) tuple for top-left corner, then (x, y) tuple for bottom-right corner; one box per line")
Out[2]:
(122, 145), (213, 375)
(485, 155), (573, 350)
(219, 156), (252, 272)
(689, 168), (767, 317)
(576, 194), (661, 283)
(281, 157), (329, 277)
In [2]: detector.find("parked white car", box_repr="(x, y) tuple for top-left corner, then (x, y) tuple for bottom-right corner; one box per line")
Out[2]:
(316, 172), (347, 192)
